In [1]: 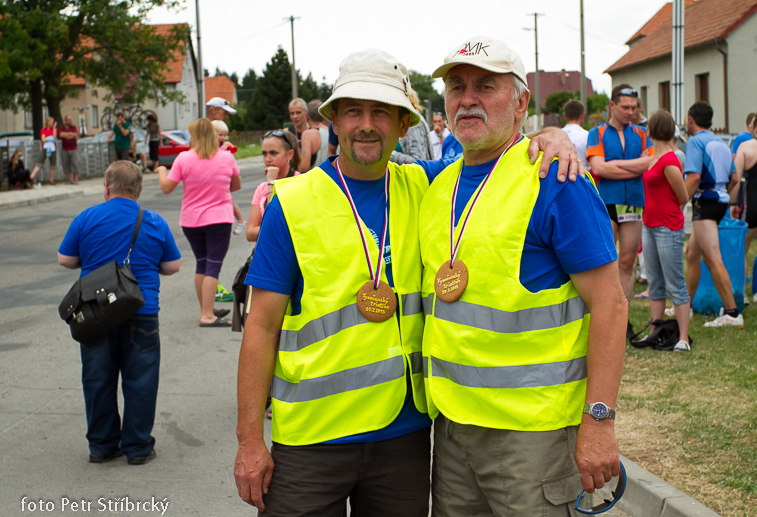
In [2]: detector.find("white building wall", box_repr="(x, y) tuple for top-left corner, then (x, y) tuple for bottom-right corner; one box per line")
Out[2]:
(722, 14), (757, 132)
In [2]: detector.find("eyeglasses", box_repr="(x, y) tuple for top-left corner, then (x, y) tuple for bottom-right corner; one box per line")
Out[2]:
(617, 88), (638, 98)
(263, 130), (292, 150)
(574, 461), (626, 515)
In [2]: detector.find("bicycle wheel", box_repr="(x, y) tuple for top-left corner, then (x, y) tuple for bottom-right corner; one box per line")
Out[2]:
(134, 109), (156, 130)
(100, 108), (114, 130)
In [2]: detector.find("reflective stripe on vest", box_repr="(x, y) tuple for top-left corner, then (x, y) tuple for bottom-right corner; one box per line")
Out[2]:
(428, 356), (587, 388)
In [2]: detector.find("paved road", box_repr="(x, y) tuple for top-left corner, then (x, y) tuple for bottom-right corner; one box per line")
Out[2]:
(0, 156), (630, 517)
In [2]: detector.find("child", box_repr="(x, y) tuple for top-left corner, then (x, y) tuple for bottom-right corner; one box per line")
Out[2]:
(211, 120), (245, 236)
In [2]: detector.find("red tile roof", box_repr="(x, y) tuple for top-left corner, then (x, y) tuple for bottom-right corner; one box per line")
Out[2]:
(526, 70), (595, 108)
(625, 1), (696, 46)
(204, 75), (236, 103)
(607, 0), (757, 73)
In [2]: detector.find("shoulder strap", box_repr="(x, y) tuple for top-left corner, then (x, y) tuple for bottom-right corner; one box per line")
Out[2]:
(124, 207), (144, 265)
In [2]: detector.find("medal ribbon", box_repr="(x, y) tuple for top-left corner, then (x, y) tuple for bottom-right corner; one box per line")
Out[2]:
(449, 133), (522, 267)
(336, 162), (390, 290)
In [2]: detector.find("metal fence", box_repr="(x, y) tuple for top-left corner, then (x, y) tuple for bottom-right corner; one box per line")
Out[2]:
(1, 140), (111, 187)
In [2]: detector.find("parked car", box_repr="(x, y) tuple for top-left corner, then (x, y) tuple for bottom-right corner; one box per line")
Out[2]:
(166, 129), (190, 142)
(0, 131), (34, 150)
(79, 128), (150, 158)
(158, 132), (190, 167)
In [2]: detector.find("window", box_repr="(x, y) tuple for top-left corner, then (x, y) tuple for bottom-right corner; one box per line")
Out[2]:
(659, 81), (670, 112)
(91, 105), (99, 128)
(185, 100), (190, 112)
(696, 73), (709, 103)
(640, 86), (648, 116)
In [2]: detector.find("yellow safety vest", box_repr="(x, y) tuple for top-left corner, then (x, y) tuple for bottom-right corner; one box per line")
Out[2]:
(271, 163), (428, 445)
(419, 137), (590, 431)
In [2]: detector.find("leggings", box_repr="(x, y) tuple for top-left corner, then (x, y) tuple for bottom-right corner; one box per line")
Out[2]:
(181, 223), (232, 279)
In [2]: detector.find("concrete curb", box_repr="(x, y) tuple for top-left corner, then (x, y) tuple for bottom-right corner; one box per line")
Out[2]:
(617, 454), (720, 517)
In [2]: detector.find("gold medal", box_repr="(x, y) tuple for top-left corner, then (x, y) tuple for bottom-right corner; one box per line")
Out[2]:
(357, 280), (397, 322)
(434, 259), (469, 303)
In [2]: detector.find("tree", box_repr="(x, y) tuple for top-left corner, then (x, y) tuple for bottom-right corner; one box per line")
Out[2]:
(0, 0), (189, 137)
(588, 93), (610, 117)
(409, 70), (444, 115)
(237, 69), (257, 105)
(544, 91), (579, 116)
(246, 46), (292, 130)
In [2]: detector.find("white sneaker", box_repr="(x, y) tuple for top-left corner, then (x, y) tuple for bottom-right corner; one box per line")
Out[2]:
(673, 340), (691, 351)
(233, 220), (246, 235)
(703, 308), (744, 328)
(664, 307), (693, 318)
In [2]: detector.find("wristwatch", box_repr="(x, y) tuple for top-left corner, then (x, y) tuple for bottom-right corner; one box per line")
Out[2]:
(583, 402), (615, 420)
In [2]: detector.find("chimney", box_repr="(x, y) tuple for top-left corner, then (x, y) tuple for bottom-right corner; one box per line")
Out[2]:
(560, 69), (568, 86)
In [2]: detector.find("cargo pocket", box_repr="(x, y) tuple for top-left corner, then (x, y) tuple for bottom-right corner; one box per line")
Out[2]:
(542, 469), (583, 516)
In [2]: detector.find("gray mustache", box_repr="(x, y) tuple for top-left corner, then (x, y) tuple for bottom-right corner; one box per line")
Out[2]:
(455, 108), (488, 125)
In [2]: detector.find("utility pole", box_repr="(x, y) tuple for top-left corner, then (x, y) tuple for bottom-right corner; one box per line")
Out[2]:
(196, 0), (205, 117)
(525, 13), (544, 123)
(285, 16), (300, 100)
(579, 0), (587, 111)
(671, 0), (685, 127)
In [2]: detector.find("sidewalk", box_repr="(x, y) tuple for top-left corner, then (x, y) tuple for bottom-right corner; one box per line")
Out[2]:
(0, 177), (113, 210)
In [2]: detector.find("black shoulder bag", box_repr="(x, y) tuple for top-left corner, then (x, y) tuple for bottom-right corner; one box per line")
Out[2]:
(58, 208), (146, 344)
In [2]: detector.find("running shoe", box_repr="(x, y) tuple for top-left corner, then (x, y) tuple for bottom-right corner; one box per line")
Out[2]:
(664, 306), (693, 318)
(703, 308), (744, 328)
(216, 284), (233, 302)
(233, 220), (246, 235)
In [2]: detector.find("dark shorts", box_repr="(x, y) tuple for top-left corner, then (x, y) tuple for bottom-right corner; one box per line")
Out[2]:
(260, 428), (431, 517)
(149, 140), (160, 162)
(744, 178), (757, 229)
(605, 204), (643, 225)
(181, 223), (232, 278)
(35, 149), (57, 167)
(115, 148), (130, 161)
(692, 198), (728, 223)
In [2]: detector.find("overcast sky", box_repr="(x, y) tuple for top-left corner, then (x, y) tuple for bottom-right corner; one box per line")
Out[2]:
(147, 0), (668, 97)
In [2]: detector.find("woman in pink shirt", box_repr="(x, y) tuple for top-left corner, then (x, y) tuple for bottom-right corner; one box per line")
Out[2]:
(245, 130), (301, 242)
(158, 118), (241, 327)
(641, 110), (691, 350)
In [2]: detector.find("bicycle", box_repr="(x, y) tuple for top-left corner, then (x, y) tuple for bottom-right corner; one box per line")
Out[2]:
(100, 100), (157, 130)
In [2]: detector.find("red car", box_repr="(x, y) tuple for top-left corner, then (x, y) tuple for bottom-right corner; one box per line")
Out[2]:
(158, 132), (190, 167)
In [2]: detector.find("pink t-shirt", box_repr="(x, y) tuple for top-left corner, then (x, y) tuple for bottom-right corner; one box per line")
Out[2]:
(250, 173), (301, 218)
(168, 149), (240, 227)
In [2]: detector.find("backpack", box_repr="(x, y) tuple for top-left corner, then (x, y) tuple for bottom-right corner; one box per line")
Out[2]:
(629, 319), (691, 351)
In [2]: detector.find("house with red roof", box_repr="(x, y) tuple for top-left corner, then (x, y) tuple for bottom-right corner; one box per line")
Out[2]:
(605, 0), (757, 132)
(526, 70), (595, 112)
(204, 75), (238, 106)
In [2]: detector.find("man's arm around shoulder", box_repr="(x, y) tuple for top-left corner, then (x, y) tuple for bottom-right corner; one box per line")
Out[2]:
(234, 288), (289, 511)
(569, 261), (626, 492)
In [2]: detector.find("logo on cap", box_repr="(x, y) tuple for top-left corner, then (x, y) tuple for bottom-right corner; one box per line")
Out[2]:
(457, 42), (490, 57)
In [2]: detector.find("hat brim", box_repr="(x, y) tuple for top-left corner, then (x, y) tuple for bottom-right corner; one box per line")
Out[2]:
(432, 62), (527, 86)
(319, 81), (421, 127)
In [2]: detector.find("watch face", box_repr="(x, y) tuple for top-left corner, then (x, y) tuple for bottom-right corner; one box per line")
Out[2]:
(591, 403), (608, 418)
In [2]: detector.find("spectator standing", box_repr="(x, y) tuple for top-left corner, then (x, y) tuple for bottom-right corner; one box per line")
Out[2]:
(144, 114), (161, 173)
(210, 119), (246, 236)
(107, 113), (132, 161)
(158, 118), (241, 327)
(641, 110), (691, 350)
(299, 100), (330, 171)
(286, 98), (310, 147)
(429, 112), (451, 160)
(632, 99), (648, 127)
(6, 149), (32, 189)
(206, 97), (236, 121)
(391, 89), (434, 164)
(58, 115), (80, 184)
(684, 101), (743, 328)
(245, 130), (301, 242)
(587, 84), (653, 338)
(30, 117), (57, 185)
(57, 161), (182, 465)
(732, 120), (757, 303)
(731, 112), (757, 159)
(562, 100), (590, 171)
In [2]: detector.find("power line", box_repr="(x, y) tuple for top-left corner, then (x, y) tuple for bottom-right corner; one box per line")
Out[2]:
(546, 15), (626, 47)
(216, 21), (289, 49)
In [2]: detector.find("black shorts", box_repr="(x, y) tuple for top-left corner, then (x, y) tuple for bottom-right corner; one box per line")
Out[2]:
(692, 198), (728, 223)
(743, 178), (757, 229)
(149, 140), (160, 162)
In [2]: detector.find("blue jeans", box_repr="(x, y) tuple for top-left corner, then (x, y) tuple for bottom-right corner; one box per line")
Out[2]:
(80, 314), (160, 460)
(642, 225), (690, 305)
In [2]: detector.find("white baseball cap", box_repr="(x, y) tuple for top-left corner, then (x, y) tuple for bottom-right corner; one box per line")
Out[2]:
(319, 49), (421, 127)
(432, 35), (528, 86)
(206, 97), (237, 115)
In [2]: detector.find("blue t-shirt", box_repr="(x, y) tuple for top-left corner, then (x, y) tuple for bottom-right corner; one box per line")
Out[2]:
(731, 130), (752, 154)
(58, 197), (181, 314)
(684, 130), (735, 203)
(586, 122), (653, 207)
(442, 134), (463, 160)
(328, 123), (338, 147)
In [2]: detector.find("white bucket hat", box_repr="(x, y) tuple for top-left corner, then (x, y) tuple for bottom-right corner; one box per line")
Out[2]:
(319, 49), (421, 127)
(432, 35), (528, 87)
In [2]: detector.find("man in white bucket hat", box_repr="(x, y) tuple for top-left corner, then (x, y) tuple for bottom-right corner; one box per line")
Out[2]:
(233, 47), (580, 516)
(420, 35), (626, 516)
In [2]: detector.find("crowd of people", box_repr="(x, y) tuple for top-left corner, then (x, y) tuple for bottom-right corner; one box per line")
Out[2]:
(50, 32), (754, 517)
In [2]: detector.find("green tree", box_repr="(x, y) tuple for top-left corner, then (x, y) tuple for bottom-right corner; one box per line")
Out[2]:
(588, 92), (610, 117)
(297, 71), (320, 103)
(237, 69), (257, 105)
(409, 70), (444, 114)
(544, 91), (579, 116)
(0, 0), (189, 137)
(246, 46), (292, 130)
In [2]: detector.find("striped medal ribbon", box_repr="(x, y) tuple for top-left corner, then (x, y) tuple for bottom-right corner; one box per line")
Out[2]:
(336, 161), (397, 322)
(435, 133), (522, 303)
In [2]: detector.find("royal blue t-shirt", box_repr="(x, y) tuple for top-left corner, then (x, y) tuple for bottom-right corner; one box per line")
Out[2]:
(731, 130), (752, 155)
(442, 133), (463, 160)
(58, 197), (181, 314)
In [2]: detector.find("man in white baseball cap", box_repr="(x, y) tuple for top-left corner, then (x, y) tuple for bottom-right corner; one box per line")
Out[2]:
(420, 35), (626, 516)
(206, 96), (237, 121)
(233, 47), (578, 517)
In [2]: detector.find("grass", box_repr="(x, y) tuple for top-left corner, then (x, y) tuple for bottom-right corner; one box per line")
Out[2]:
(234, 143), (261, 160)
(619, 243), (757, 516)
